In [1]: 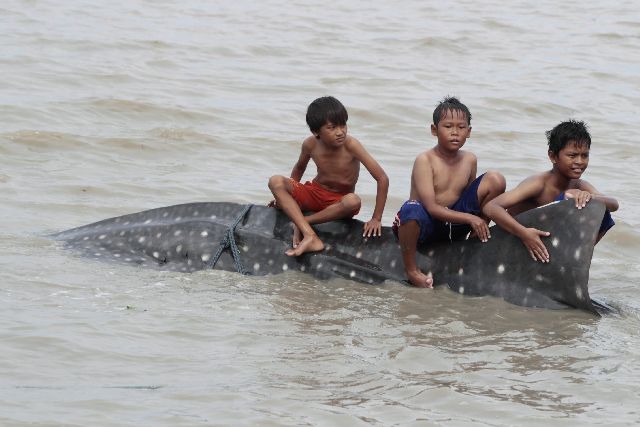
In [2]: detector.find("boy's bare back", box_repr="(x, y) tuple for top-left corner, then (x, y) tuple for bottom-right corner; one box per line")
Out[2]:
(501, 172), (600, 217)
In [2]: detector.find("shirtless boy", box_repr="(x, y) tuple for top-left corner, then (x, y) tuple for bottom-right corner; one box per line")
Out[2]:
(268, 96), (389, 257)
(393, 96), (506, 288)
(483, 120), (618, 262)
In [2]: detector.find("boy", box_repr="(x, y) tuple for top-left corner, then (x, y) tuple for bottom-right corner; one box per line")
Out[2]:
(483, 120), (618, 263)
(393, 96), (506, 288)
(268, 96), (389, 257)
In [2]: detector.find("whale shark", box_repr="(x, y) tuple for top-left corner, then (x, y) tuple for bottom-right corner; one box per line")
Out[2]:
(52, 199), (608, 315)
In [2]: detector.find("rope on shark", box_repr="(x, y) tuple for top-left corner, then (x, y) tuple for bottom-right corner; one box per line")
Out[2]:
(207, 204), (254, 275)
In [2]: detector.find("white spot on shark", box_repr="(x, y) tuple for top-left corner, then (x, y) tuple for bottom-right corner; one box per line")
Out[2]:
(253, 263), (260, 271)
(356, 251), (362, 259)
(574, 248), (581, 260)
(200, 231), (208, 237)
(349, 270), (356, 278)
(98, 234), (106, 240)
(458, 268), (464, 275)
(201, 254), (211, 262)
(242, 245), (249, 252)
(458, 286), (465, 294)
(497, 264), (505, 274)
(138, 237), (146, 243)
(175, 245), (182, 253)
(390, 259), (396, 268)
(144, 219), (152, 224)
(552, 238), (559, 247)
(153, 252), (160, 258)
(173, 230), (182, 237)
(282, 264), (289, 271)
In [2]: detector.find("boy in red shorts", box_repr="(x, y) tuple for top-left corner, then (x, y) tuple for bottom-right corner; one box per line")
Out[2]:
(268, 96), (389, 257)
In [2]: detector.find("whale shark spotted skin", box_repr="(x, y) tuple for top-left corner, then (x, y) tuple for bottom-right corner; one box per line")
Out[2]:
(52, 199), (607, 314)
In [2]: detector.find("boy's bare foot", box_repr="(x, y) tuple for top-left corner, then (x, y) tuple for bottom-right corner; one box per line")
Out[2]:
(407, 270), (434, 288)
(291, 223), (302, 248)
(286, 235), (324, 257)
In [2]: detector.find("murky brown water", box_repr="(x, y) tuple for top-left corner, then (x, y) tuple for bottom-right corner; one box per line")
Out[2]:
(2, 0), (639, 425)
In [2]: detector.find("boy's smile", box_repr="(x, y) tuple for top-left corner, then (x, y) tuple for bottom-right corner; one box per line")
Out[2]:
(550, 140), (589, 179)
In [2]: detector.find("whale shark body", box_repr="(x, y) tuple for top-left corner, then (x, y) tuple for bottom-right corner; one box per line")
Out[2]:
(52, 199), (607, 315)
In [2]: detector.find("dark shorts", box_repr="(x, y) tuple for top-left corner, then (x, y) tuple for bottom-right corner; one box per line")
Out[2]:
(392, 173), (485, 244)
(555, 193), (615, 235)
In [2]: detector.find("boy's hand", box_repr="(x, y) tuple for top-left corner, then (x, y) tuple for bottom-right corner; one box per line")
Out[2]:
(363, 218), (382, 237)
(564, 189), (591, 209)
(520, 228), (551, 262)
(468, 215), (490, 242)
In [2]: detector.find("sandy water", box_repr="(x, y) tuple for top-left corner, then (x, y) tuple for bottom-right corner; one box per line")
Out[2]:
(1, 0), (640, 425)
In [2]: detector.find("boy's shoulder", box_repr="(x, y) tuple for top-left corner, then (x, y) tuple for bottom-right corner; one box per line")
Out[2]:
(418, 147), (476, 162)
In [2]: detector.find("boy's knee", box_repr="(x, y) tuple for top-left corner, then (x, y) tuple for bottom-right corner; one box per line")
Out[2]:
(341, 193), (361, 213)
(268, 175), (287, 191)
(484, 170), (506, 192)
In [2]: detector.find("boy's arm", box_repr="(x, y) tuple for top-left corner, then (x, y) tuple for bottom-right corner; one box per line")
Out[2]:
(414, 153), (490, 242)
(482, 177), (551, 262)
(569, 180), (619, 212)
(346, 138), (389, 237)
(290, 139), (313, 182)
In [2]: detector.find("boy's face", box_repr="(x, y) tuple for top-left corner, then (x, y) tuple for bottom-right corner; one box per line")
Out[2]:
(549, 140), (590, 179)
(431, 110), (471, 151)
(315, 121), (347, 147)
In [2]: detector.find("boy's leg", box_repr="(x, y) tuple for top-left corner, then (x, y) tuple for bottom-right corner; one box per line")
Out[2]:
(303, 193), (361, 225)
(477, 171), (506, 214)
(397, 220), (433, 288)
(268, 175), (324, 256)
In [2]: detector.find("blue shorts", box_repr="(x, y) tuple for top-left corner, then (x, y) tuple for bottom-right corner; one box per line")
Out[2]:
(555, 193), (615, 235)
(392, 174), (485, 245)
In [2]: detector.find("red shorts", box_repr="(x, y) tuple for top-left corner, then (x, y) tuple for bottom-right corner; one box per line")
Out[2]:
(290, 179), (359, 217)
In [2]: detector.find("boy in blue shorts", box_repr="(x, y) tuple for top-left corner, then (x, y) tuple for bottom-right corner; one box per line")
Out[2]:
(483, 120), (618, 263)
(393, 97), (506, 288)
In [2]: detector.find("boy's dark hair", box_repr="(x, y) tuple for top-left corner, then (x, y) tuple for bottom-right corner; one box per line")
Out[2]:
(546, 120), (591, 155)
(433, 96), (471, 126)
(306, 96), (348, 133)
